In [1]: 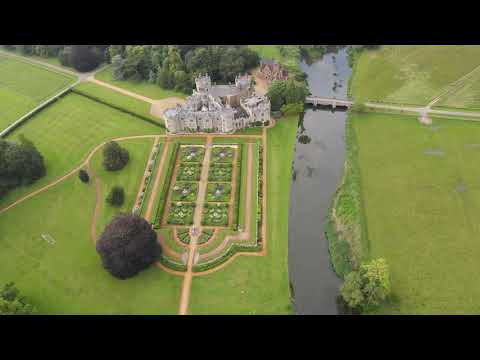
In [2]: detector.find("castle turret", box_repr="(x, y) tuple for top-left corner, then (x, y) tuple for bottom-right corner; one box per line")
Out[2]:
(195, 74), (211, 93)
(235, 74), (251, 90)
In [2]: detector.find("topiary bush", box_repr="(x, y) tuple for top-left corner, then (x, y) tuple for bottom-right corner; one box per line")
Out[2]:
(102, 141), (130, 171)
(78, 169), (90, 183)
(106, 186), (125, 207)
(96, 214), (161, 279)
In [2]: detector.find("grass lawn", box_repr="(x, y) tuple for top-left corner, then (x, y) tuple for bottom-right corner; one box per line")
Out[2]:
(95, 66), (187, 100)
(350, 45), (480, 106)
(248, 45), (282, 60)
(74, 82), (161, 123)
(0, 54), (76, 131)
(189, 116), (297, 314)
(436, 68), (480, 110)
(1, 93), (162, 209)
(352, 112), (480, 314)
(0, 175), (182, 314)
(90, 138), (155, 233)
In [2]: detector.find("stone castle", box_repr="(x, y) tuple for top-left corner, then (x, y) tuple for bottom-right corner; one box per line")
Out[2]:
(164, 74), (271, 134)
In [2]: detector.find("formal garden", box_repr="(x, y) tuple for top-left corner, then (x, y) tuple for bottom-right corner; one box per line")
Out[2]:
(208, 163), (233, 182)
(0, 45), (298, 315)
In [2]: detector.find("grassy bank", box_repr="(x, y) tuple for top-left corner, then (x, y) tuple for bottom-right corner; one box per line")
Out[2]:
(95, 66), (186, 100)
(327, 112), (369, 278)
(189, 116), (298, 314)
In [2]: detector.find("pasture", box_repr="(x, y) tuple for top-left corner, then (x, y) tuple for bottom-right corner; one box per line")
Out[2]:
(0, 174), (182, 314)
(2, 93), (162, 209)
(352, 112), (480, 314)
(350, 45), (480, 106)
(0, 54), (76, 131)
(95, 66), (187, 100)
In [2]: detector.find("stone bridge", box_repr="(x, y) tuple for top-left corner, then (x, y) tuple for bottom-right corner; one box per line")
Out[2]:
(305, 96), (354, 109)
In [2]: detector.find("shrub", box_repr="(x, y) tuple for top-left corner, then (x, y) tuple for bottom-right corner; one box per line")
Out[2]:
(78, 169), (90, 183)
(106, 186), (125, 207)
(340, 258), (391, 312)
(0, 138), (46, 199)
(102, 141), (130, 171)
(96, 214), (161, 279)
(0, 282), (37, 315)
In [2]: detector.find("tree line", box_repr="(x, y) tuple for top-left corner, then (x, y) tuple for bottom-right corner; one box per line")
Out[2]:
(109, 45), (261, 94)
(1, 45), (109, 72)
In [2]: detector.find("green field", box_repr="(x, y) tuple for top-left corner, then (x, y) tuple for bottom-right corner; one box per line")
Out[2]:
(95, 66), (186, 100)
(90, 138), (155, 233)
(1, 93), (162, 209)
(248, 45), (282, 60)
(436, 68), (480, 110)
(189, 116), (297, 314)
(352, 112), (480, 314)
(350, 45), (480, 106)
(0, 173), (182, 314)
(0, 54), (76, 131)
(74, 82), (161, 122)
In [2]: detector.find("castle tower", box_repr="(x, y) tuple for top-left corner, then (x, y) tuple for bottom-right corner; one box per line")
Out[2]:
(235, 74), (251, 90)
(195, 74), (211, 93)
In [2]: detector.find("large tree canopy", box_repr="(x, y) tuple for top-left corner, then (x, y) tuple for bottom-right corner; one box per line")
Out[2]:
(96, 214), (161, 279)
(111, 45), (260, 94)
(0, 137), (46, 199)
(102, 141), (130, 171)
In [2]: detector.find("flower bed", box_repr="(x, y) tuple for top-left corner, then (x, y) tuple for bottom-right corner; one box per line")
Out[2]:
(177, 163), (202, 181)
(132, 142), (161, 216)
(206, 183), (231, 202)
(202, 203), (229, 226)
(167, 202), (195, 225)
(180, 146), (205, 163)
(172, 181), (198, 202)
(177, 228), (191, 245)
(208, 163), (233, 182)
(198, 229), (214, 245)
(211, 147), (234, 163)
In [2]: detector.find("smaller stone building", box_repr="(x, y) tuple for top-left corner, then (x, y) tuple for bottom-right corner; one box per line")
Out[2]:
(259, 59), (288, 82)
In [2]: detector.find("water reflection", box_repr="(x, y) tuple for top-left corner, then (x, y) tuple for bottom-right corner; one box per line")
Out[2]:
(288, 47), (352, 314)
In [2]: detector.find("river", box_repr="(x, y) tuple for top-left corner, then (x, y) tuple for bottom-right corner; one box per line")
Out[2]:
(288, 46), (352, 314)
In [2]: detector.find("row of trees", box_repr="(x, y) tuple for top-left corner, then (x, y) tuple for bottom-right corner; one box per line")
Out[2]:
(110, 45), (261, 94)
(266, 79), (310, 112)
(2, 45), (108, 72)
(0, 136), (46, 199)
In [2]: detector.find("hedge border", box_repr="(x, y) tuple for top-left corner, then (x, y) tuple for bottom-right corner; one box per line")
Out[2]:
(159, 255), (187, 272)
(153, 143), (180, 228)
(71, 88), (165, 129)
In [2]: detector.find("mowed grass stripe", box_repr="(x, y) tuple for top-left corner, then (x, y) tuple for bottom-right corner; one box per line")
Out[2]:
(0, 55), (76, 131)
(1, 93), (162, 209)
(351, 45), (480, 106)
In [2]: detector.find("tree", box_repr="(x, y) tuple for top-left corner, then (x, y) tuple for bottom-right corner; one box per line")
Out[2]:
(0, 138), (46, 199)
(0, 282), (37, 315)
(70, 45), (101, 72)
(340, 258), (391, 311)
(102, 141), (129, 171)
(78, 169), (89, 183)
(59, 46), (72, 66)
(106, 186), (125, 207)
(96, 214), (161, 279)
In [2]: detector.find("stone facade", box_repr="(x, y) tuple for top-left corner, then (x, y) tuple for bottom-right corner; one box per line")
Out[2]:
(259, 59), (288, 82)
(164, 74), (271, 134)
